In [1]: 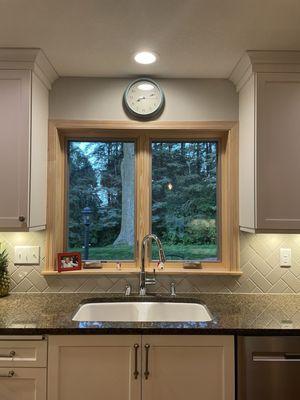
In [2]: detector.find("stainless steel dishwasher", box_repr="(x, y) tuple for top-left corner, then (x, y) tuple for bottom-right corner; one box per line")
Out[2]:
(238, 336), (300, 400)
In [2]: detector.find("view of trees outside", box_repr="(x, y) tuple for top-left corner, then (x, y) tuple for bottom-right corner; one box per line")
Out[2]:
(152, 141), (218, 260)
(67, 141), (135, 260)
(67, 139), (218, 262)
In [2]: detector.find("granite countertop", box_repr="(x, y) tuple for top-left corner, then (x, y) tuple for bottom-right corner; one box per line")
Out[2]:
(1, 292), (300, 335)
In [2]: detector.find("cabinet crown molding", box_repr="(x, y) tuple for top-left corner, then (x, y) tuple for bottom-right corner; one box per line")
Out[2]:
(230, 50), (300, 91)
(0, 48), (58, 89)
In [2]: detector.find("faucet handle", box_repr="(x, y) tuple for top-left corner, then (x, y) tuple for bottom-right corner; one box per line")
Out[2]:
(125, 284), (131, 296)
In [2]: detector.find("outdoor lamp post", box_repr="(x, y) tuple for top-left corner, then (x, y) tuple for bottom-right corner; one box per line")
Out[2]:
(82, 207), (92, 260)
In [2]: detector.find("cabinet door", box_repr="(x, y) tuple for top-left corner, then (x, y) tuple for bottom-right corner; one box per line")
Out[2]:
(142, 335), (234, 400)
(257, 73), (300, 230)
(48, 335), (141, 400)
(0, 367), (46, 400)
(0, 70), (30, 229)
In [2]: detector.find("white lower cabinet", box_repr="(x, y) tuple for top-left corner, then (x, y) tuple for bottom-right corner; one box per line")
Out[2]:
(48, 335), (234, 400)
(142, 335), (234, 400)
(48, 335), (141, 400)
(0, 337), (47, 400)
(0, 367), (46, 400)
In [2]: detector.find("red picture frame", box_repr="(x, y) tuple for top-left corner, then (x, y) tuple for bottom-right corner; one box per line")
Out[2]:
(57, 252), (82, 272)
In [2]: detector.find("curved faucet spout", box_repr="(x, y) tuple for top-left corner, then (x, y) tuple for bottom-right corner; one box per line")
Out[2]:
(139, 234), (166, 295)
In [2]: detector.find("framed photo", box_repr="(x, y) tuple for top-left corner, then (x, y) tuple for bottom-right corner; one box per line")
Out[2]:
(57, 252), (82, 272)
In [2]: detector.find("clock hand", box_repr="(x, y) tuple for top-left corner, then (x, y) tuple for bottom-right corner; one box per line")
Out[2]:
(137, 95), (158, 101)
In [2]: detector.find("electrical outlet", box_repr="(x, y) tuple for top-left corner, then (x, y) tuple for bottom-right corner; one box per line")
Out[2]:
(280, 248), (292, 268)
(14, 246), (40, 265)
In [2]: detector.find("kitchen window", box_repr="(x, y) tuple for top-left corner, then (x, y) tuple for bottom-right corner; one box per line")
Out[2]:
(67, 140), (136, 261)
(45, 121), (239, 274)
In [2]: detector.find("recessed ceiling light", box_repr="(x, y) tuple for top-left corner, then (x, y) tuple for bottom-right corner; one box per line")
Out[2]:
(134, 51), (157, 64)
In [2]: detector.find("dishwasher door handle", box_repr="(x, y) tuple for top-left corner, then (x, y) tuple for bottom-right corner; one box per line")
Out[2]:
(253, 352), (300, 362)
(284, 353), (300, 360)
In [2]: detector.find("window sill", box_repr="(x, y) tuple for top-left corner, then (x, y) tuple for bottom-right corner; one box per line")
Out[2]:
(42, 267), (242, 276)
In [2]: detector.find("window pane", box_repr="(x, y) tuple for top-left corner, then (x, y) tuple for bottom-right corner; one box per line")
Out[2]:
(67, 141), (135, 260)
(152, 141), (218, 261)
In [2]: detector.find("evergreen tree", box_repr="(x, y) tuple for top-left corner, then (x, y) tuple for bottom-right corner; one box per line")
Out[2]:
(68, 143), (102, 248)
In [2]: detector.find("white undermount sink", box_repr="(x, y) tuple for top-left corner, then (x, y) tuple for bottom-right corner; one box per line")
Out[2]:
(72, 301), (212, 322)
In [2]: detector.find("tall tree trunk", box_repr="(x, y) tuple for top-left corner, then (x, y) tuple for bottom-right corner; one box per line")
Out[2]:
(113, 143), (135, 246)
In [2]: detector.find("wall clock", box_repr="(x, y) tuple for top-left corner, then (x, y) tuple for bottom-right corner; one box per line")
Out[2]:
(123, 78), (165, 120)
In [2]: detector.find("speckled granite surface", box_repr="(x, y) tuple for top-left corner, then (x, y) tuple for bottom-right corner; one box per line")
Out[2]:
(1, 293), (300, 335)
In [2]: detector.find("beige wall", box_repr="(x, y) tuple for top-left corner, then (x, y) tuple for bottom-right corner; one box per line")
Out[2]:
(3, 77), (300, 294)
(49, 78), (238, 121)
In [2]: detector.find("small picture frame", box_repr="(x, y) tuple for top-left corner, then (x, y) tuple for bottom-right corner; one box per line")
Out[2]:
(57, 252), (82, 272)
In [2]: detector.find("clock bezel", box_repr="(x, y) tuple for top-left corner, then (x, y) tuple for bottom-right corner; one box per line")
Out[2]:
(123, 78), (165, 120)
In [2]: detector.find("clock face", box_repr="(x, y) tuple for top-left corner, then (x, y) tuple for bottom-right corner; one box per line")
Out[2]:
(124, 79), (164, 119)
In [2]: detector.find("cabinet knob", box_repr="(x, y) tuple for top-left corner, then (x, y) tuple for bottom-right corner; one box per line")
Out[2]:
(18, 216), (25, 222)
(0, 370), (14, 378)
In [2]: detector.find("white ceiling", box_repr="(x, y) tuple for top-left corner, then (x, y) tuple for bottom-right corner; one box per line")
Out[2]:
(1, 0), (300, 78)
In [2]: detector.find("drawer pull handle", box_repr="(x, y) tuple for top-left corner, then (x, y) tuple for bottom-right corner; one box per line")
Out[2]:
(133, 344), (139, 379)
(144, 344), (150, 380)
(0, 351), (15, 359)
(0, 370), (14, 378)
(253, 352), (300, 362)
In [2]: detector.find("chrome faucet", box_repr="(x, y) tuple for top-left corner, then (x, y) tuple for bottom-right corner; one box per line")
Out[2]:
(139, 234), (166, 296)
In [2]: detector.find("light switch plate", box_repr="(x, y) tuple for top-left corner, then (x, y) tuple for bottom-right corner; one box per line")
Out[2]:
(14, 246), (40, 265)
(280, 248), (292, 268)
(14, 246), (26, 264)
(26, 246), (40, 264)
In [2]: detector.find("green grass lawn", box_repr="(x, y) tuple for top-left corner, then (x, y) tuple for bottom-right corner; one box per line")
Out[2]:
(69, 243), (217, 261)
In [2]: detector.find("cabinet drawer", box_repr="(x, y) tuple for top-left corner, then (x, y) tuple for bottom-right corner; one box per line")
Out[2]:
(0, 340), (47, 367)
(0, 367), (46, 400)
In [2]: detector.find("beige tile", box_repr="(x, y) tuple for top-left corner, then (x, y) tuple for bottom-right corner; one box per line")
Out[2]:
(266, 268), (286, 285)
(269, 280), (288, 293)
(282, 271), (300, 293)
(250, 271), (272, 292)
(12, 278), (33, 292)
(27, 270), (48, 292)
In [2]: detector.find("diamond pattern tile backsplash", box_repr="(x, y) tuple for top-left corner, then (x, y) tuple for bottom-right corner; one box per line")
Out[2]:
(2, 231), (300, 294)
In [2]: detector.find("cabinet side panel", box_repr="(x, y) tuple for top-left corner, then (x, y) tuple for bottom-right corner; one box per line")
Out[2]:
(257, 73), (300, 229)
(0, 70), (30, 229)
(30, 73), (49, 229)
(239, 76), (256, 230)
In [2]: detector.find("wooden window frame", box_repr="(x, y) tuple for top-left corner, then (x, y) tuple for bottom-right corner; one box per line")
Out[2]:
(44, 120), (240, 276)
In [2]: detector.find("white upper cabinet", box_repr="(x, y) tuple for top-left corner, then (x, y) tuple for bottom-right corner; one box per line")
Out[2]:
(231, 51), (300, 232)
(0, 49), (57, 230)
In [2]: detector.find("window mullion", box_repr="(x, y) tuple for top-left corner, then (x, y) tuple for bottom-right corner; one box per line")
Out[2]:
(136, 134), (151, 269)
